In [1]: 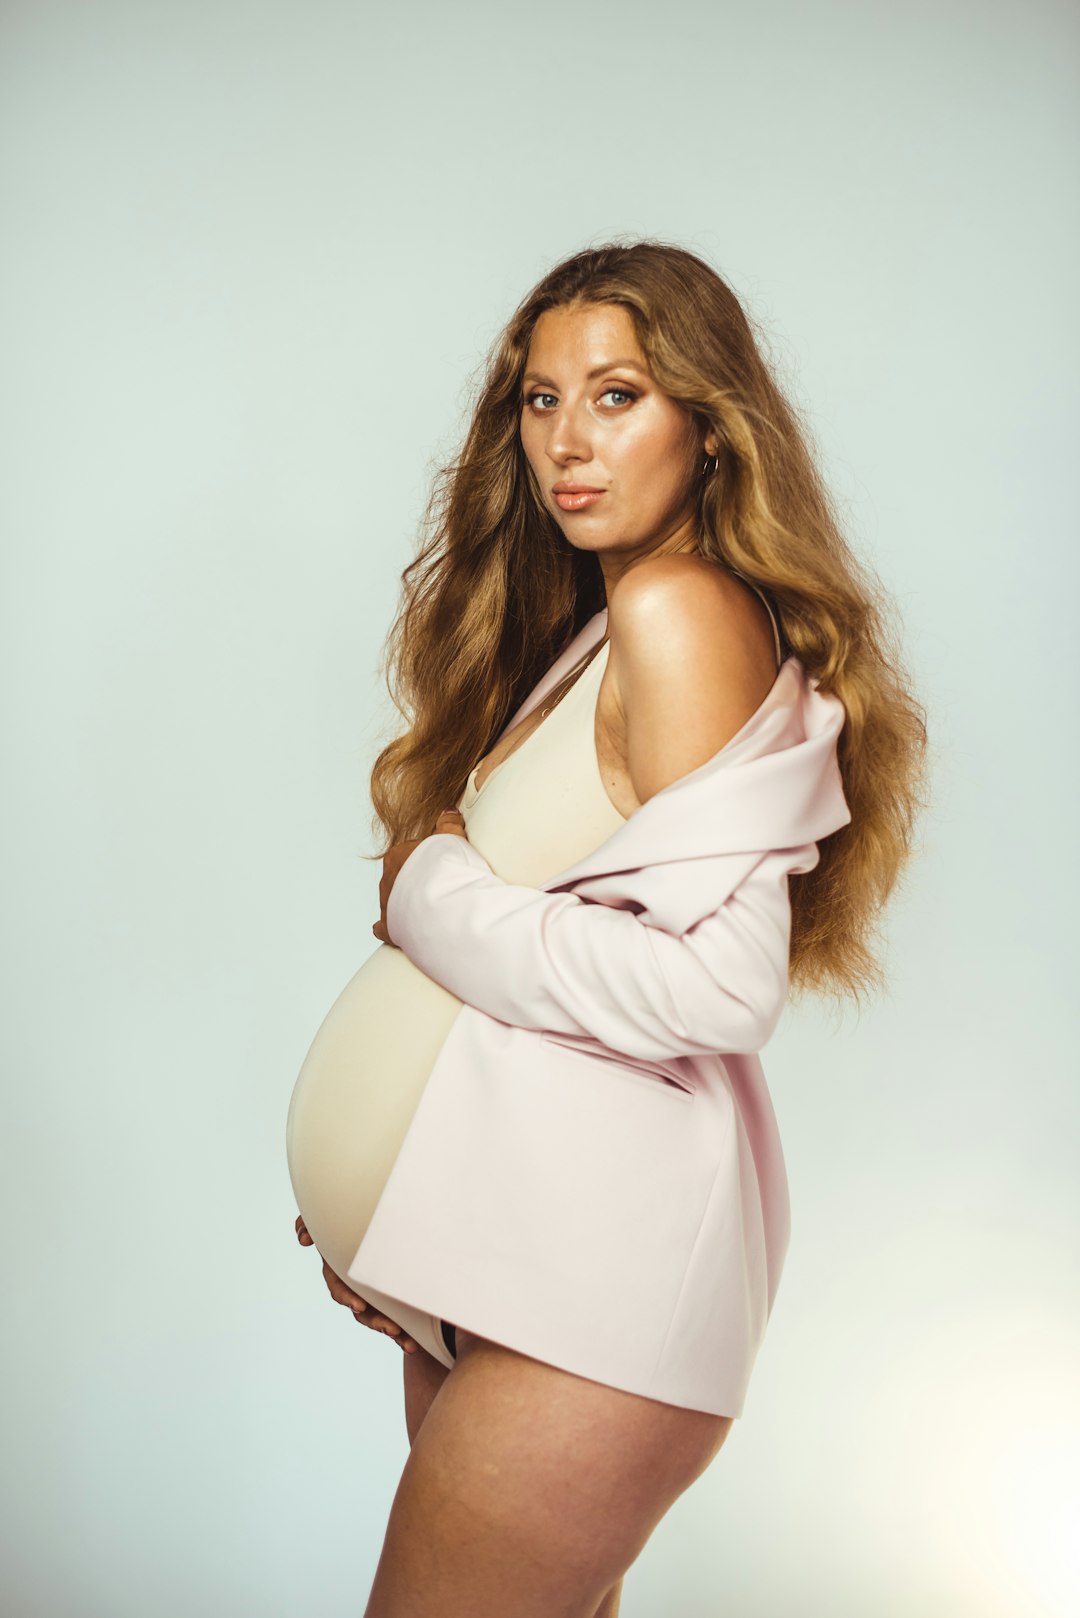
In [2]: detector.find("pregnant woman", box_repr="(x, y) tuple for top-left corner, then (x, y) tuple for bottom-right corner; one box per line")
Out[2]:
(286, 240), (928, 1617)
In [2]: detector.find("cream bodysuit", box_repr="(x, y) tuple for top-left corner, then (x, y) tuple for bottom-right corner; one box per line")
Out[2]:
(286, 594), (783, 1367)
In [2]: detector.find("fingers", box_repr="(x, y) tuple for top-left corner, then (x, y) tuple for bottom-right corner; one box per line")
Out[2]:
(352, 1306), (419, 1354)
(296, 1216), (416, 1350)
(320, 1259), (418, 1353)
(320, 1257), (367, 1310)
(372, 818), (468, 941)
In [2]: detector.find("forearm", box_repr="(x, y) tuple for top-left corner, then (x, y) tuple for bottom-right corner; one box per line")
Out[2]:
(386, 833), (802, 1062)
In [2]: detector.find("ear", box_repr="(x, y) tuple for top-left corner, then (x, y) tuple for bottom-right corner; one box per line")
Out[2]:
(703, 428), (719, 458)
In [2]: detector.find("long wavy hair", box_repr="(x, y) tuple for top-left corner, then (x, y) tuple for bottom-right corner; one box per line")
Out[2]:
(365, 238), (930, 1007)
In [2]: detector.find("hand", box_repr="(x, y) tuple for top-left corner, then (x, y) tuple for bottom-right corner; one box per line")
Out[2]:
(373, 807), (469, 946)
(294, 1213), (419, 1354)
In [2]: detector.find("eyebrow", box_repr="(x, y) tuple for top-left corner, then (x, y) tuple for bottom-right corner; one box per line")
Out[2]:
(522, 359), (646, 387)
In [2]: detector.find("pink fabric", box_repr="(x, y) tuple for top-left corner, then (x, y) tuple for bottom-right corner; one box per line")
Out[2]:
(347, 612), (852, 1417)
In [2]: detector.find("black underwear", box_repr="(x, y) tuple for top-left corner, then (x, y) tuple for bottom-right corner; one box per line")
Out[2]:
(440, 1319), (458, 1359)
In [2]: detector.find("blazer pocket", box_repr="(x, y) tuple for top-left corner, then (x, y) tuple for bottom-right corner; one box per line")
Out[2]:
(538, 1030), (696, 1101)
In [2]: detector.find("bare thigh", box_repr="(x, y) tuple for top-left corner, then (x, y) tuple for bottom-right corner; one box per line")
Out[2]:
(402, 1338), (453, 1446)
(368, 1328), (734, 1618)
(400, 1339), (626, 1618)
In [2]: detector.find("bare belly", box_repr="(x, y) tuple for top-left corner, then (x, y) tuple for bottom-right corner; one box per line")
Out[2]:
(285, 943), (464, 1281)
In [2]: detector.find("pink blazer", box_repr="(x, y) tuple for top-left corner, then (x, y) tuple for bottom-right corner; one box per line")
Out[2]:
(347, 615), (852, 1418)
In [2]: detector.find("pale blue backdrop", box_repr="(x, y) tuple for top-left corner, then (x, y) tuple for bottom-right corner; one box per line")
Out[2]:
(1, 2), (1077, 1614)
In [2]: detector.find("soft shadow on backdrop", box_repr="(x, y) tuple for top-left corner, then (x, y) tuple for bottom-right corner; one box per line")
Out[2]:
(1, 3), (1077, 1615)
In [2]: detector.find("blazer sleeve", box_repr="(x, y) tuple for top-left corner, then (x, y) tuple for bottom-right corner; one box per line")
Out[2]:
(384, 832), (819, 1062)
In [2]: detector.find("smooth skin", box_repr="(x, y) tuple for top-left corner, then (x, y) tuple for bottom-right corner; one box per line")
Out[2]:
(299, 302), (781, 1615)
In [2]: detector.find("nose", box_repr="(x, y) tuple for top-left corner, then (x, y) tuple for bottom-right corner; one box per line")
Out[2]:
(544, 399), (593, 466)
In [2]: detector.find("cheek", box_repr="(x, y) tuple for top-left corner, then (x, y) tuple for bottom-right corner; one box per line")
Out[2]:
(520, 417), (548, 477)
(613, 413), (693, 494)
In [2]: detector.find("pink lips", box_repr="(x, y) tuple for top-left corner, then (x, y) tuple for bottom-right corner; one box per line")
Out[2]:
(554, 488), (606, 512)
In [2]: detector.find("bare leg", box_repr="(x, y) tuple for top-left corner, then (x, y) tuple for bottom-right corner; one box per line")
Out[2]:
(404, 1349), (631, 1616)
(402, 1338), (453, 1446)
(405, 1345), (624, 1615)
(406, 1343), (638, 1615)
(368, 1327), (733, 1617)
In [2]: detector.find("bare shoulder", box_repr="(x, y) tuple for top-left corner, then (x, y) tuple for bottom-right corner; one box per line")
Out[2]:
(605, 554), (780, 805)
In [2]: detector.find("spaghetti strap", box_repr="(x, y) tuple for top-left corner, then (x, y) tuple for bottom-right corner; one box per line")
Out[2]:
(738, 576), (783, 669)
(763, 592), (783, 669)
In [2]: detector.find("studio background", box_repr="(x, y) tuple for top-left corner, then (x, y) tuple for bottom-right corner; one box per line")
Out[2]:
(2, 3), (1076, 1615)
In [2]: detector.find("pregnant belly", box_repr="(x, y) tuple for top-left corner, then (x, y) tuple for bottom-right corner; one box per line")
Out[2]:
(286, 944), (464, 1281)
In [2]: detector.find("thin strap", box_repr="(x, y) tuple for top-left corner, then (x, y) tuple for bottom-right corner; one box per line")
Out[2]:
(739, 577), (783, 669)
(764, 593), (783, 668)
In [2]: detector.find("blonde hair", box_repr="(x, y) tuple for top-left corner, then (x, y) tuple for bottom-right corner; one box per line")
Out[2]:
(367, 238), (930, 1007)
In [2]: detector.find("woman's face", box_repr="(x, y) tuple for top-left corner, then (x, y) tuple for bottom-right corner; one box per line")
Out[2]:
(519, 301), (717, 575)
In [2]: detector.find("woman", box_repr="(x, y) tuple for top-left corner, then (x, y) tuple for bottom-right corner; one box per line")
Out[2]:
(287, 240), (928, 1616)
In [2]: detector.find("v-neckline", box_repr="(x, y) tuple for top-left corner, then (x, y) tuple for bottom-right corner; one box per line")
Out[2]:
(466, 639), (610, 803)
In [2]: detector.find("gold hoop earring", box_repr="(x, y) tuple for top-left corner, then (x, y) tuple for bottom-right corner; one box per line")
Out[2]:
(701, 453), (720, 478)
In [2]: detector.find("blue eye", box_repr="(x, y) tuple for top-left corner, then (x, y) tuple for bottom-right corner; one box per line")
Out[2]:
(524, 387), (637, 411)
